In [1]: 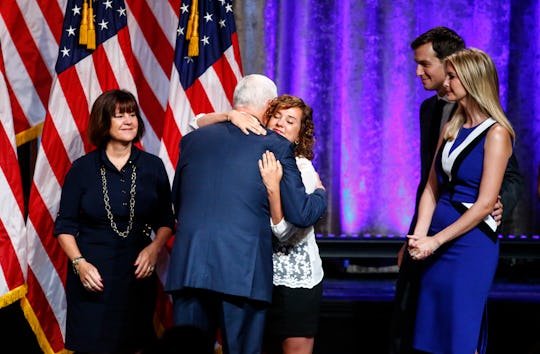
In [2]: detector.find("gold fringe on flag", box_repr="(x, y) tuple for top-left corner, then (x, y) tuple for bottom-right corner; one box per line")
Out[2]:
(186, 0), (199, 57)
(86, 0), (96, 50)
(21, 295), (74, 354)
(0, 284), (26, 309)
(186, 0), (196, 39)
(15, 122), (44, 147)
(153, 311), (165, 338)
(79, 0), (89, 45)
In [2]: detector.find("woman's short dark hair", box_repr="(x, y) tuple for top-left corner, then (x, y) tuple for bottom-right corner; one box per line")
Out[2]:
(88, 89), (145, 148)
(264, 94), (315, 160)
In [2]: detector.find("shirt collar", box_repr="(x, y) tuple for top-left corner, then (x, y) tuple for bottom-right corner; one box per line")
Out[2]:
(437, 94), (451, 103)
(99, 145), (141, 171)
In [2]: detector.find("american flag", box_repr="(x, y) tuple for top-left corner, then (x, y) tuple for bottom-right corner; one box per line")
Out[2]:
(160, 0), (243, 177)
(0, 0), (242, 352)
(0, 45), (27, 310)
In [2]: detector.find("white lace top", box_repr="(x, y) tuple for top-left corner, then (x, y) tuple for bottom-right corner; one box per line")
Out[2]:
(271, 157), (324, 289)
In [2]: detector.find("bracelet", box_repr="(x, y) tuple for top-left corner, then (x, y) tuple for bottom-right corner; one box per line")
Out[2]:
(72, 256), (85, 275)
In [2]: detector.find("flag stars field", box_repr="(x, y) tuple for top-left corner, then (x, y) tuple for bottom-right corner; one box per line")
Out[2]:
(72, 5), (81, 15)
(98, 19), (109, 30)
(66, 26), (76, 36)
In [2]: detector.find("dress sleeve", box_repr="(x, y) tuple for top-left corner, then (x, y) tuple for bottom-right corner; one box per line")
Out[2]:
(54, 160), (84, 237)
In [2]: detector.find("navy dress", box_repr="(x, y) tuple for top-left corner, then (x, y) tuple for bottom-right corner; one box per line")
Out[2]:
(413, 119), (500, 354)
(54, 147), (174, 353)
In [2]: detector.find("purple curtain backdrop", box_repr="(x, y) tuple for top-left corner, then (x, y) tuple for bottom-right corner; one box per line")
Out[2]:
(235, 0), (540, 236)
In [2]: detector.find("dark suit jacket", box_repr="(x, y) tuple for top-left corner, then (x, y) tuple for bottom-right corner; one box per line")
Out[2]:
(409, 95), (523, 233)
(166, 122), (327, 303)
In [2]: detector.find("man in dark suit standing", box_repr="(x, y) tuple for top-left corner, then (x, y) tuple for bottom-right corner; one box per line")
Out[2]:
(409, 27), (466, 230)
(166, 74), (327, 354)
(390, 27), (523, 353)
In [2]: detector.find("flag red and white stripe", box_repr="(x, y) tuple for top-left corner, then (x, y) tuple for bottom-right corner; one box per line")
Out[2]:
(0, 44), (27, 309)
(0, 0), (64, 142)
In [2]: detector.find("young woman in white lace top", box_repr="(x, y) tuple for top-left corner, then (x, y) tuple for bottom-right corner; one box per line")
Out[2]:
(258, 94), (325, 354)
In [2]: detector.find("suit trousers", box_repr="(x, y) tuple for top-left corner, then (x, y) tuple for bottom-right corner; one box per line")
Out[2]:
(389, 251), (424, 354)
(172, 288), (268, 354)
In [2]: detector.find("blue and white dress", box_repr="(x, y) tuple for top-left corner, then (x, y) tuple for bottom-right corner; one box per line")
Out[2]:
(413, 118), (500, 354)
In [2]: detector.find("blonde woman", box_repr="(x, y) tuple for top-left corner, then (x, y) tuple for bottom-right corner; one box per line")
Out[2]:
(407, 48), (514, 354)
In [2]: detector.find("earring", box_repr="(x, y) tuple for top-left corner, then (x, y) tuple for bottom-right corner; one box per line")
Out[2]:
(294, 140), (299, 145)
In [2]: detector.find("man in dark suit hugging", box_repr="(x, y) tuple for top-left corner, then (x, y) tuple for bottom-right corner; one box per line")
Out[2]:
(166, 74), (327, 354)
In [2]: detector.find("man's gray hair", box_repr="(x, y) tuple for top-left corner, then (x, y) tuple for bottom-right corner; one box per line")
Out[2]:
(232, 74), (278, 111)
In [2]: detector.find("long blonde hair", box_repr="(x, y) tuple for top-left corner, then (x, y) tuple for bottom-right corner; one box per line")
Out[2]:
(444, 48), (515, 141)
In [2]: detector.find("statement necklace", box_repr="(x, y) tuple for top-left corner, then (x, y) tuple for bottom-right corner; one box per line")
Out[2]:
(100, 164), (137, 238)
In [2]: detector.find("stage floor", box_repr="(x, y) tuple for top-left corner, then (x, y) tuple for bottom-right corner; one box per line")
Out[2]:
(3, 259), (540, 353)
(314, 258), (540, 354)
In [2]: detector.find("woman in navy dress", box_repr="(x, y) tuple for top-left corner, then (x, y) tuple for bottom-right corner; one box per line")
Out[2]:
(55, 90), (174, 353)
(407, 48), (514, 354)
